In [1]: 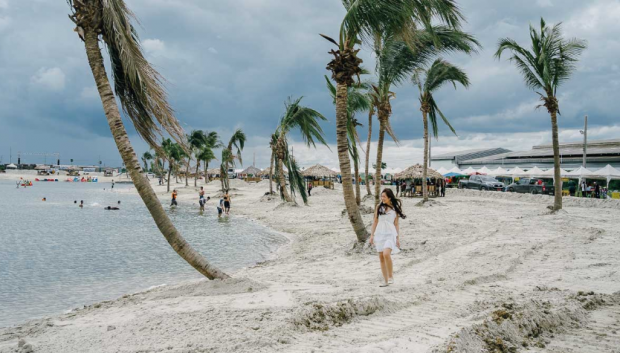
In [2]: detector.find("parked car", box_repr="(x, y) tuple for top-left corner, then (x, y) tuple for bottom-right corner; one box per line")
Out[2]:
(458, 175), (505, 191)
(505, 178), (555, 195)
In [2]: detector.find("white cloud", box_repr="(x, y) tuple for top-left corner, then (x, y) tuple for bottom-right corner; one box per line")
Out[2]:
(0, 0), (8, 9)
(0, 16), (11, 32)
(208, 47), (218, 54)
(30, 67), (66, 91)
(536, 0), (553, 7)
(142, 38), (165, 53)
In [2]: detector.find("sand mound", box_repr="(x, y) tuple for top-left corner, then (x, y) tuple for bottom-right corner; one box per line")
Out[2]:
(448, 189), (620, 209)
(436, 291), (616, 353)
(227, 179), (247, 188)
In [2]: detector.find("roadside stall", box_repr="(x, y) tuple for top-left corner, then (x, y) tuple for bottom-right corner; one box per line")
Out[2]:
(395, 164), (444, 197)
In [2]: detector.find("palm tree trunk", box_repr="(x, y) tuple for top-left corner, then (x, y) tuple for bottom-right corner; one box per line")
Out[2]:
(143, 159), (149, 180)
(422, 111), (429, 202)
(194, 162), (199, 187)
(353, 149), (361, 206)
(365, 107), (373, 196)
(269, 151), (274, 195)
(83, 30), (228, 280)
(167, 166), (172, 192)
(204, 161), (209, 183)
(185, 159), (190, 186)
(277, 157), (292, 202)
(550, 110), (563, 210)
(336, 83), (368, 242)
(374, 113), (387, 208)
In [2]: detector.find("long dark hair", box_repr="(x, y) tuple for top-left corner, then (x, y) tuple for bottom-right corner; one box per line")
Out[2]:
(378, 188), (406, 219)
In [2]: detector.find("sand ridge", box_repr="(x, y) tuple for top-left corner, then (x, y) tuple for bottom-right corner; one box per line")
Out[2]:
(1, 178), (619, 353)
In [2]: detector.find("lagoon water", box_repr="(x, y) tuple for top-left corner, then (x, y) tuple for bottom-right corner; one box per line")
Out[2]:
(0, 180), (286, 327)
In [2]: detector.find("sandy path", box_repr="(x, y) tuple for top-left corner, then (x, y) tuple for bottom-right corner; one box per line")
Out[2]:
(1, 181), (619, 353)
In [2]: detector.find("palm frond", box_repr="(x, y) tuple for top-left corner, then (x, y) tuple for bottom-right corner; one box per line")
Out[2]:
(279, 97), (329, 149)
(284, 154), (308, 205)
(87, 0), (184, 148)
(424, 58), (470, 93)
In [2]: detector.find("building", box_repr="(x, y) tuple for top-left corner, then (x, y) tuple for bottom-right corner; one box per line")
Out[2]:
(431, 148), (512, 169)
(454, 139), (620, 170)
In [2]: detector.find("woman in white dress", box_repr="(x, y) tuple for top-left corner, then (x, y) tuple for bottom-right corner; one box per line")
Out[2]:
(369, 188), (406, 287)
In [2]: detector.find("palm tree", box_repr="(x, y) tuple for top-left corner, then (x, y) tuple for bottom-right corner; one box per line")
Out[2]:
(268, 133), (278, 195)
(221, 129), (246, 191)
(413, 59), (470, 202)
(322, 1), (469, 243)
(199, 131), (221, 184)
(271, 97), (328, 204)
(371, 28), (479, 207)
(325, 77), (371, 205)
(141, 151), (153, 178)
(365, 92), (376, 197)
(67, 0), (228, 279)
(187, 130), (208, 187)
(162, 138), (185, 193)
(495, 18), (586, 211)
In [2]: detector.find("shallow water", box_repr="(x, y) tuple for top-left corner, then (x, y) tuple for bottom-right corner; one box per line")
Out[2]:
(0, 180), (286, 327)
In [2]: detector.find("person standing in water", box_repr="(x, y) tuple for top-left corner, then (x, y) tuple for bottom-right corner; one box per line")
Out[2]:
(79, 200), (84, 208)
(111, 179), (115, 189)
(171, 189), (178, 206)
(369, 188), (406, 287)
(223, 190), (231, 215)
(217, 197), (224, 218)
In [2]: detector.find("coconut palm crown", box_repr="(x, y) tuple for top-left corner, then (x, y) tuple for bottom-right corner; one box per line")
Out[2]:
(272, 96), (328, 205)
(67, 0), (228, 279)
(221, 129), (246, 191)
(495, 18), (587, 211)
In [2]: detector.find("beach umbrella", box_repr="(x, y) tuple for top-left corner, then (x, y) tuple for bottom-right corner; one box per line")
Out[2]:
(240, 166), (262, 176)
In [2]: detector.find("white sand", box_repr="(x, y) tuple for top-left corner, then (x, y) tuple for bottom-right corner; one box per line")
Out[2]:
(1, 179), (620, 353)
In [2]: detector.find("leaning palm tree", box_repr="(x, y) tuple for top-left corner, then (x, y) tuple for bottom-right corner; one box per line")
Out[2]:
(141, 151), (153, 179)
(325, 76), (371, 205)
(371, 28), (479, 207)
(221, 129), (246, 191)
(67, 0), (228, 279)
(322, 1), (469, 243)
(413, 59), (470, 202)
(197, 147), (216, 184)
(272, 97), (329, 204)
(495, 18), (586, 211)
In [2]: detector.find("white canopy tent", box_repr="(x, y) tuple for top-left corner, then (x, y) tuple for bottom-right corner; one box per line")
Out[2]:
(436, 167), (449, 175)
(6, 163), (17, 169)
(461, 167), (477, 175)
(489, 167), (511, 176)
(478, 166), (491, 174)
(508, 167), (528, 177)
(526, 166), (547, 177)
(566, 166), (594, 179)
(447, 166), (463, 174)
(541, 168), (568, 178)
(590, 165), (620, 184)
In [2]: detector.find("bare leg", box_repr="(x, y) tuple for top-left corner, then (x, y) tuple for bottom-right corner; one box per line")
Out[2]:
(378, 253), (388, 284)
(383, 248), (393, 281)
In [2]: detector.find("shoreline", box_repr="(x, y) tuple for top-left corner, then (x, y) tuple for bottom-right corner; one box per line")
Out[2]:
(2, 179), (620, 352)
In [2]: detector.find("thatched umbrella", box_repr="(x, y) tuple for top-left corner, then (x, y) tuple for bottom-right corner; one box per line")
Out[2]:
(395, 164), (443, 180)
(302, 164), (338, 178)
(240, 166), (262, 176)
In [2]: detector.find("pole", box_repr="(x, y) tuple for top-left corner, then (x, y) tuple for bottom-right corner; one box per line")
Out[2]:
(583, 115), (588, 168)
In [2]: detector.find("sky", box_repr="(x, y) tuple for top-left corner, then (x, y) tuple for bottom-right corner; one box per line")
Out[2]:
(1, 0), (619, 169)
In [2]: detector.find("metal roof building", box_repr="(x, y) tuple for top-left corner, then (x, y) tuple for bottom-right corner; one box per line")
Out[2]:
(431, 148), (512, 169)
(457, 139), (620, 170)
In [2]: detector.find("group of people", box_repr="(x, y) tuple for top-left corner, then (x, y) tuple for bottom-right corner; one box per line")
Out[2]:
(395, 178), (446, 197)
(171, 186), (232, 218)
(578, 180), (607, 199)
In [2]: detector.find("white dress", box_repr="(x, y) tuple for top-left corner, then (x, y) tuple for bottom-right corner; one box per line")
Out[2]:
(374, 207), (400, 254)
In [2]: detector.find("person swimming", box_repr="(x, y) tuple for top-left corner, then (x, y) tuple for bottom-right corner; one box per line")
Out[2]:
(79, 200), (84, 208)
(105, 206), (120, 210)
(42, 197), (46, 201)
